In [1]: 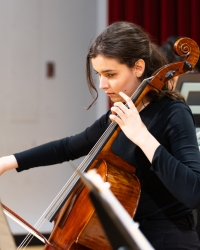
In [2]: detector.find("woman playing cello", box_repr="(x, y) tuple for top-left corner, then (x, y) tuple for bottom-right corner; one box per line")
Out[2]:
(1, 21), (200, 249)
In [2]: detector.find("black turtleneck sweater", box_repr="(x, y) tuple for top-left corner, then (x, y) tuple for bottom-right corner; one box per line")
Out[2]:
(14, 97), (200, 220)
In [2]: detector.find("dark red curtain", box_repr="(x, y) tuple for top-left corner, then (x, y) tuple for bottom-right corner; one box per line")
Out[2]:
(108, 0), (200, 46)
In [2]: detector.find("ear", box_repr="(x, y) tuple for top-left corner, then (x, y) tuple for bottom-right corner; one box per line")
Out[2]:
(133, 59), (145, 78)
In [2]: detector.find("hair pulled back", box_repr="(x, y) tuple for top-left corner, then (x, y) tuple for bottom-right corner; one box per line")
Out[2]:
(86, 21), (185, 108)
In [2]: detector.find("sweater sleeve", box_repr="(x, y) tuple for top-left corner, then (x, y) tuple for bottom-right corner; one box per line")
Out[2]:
(15, 111), (111, 172)
(151, 102), (200, 209)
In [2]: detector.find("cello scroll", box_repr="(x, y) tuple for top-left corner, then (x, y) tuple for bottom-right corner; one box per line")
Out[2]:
(134, 37), (199, 107)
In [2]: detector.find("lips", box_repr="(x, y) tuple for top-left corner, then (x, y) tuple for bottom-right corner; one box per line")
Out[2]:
(106, 92), (114, 96)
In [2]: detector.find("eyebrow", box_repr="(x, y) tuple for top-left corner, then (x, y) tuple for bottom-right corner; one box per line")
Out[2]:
(95, 69), (116, 73)
(103, 70), (115, 72)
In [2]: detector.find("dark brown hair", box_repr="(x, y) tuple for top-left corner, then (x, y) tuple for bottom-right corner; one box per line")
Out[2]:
(86, 21), (185, 108)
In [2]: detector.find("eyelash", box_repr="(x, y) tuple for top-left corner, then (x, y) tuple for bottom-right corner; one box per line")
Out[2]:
(94, 71), (115, 77)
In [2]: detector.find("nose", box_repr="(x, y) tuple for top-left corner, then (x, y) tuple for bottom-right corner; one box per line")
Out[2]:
(99, 75), (109, 90)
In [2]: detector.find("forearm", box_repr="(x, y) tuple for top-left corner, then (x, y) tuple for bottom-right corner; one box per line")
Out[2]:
(134, 129), (160, 163)
(0, 155), (18, 175)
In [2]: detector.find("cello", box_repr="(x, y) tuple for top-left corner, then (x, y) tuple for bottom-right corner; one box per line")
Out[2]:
(4, 37), (200, 250)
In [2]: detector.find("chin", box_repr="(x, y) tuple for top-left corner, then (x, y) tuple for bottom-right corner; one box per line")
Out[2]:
(110, 98), (118, 103)
(111, 97), (124, 103)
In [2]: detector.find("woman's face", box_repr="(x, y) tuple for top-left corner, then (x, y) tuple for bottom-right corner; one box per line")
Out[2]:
(91, 55), (142, 103)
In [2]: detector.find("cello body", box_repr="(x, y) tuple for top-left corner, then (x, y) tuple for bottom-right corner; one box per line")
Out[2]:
(44, 158), (140, 250)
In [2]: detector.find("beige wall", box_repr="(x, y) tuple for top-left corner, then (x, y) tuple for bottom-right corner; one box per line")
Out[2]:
(0, 0), (107, 234)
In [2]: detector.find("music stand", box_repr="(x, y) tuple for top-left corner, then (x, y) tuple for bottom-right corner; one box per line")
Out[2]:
(78, 169), (154, 250)
(176, 73), (200, 128)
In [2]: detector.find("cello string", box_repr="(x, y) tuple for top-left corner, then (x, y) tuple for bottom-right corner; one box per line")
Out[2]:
(17, 234), (33, 249)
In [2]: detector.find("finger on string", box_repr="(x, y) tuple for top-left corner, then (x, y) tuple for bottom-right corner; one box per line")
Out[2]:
(111, 106), (125, 118)
(111, 103), (122, 115)
(113, 101), (128, 113)
(109, 114), (123, 125)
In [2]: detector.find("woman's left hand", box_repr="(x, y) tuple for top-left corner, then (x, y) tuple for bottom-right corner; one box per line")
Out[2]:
(110, 92), (160, 163)
(109, 92), (148, 145)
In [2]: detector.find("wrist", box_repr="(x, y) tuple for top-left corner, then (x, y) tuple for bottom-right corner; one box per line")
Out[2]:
(0, 155), (18, 175)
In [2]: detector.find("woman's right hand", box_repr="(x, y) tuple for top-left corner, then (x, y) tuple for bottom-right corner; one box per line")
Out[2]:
(0, 155), (18, 175)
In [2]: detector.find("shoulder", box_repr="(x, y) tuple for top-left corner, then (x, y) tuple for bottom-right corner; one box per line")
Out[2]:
(155, 97), (195, 129)
(145, 97), (195, 127)
(152, 97), (192, 115)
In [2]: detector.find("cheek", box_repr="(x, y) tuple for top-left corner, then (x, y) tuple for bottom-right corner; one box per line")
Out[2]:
(110, 79), (121, 90)
(123, 79), (138, 94)
(111, 74), (139, 94)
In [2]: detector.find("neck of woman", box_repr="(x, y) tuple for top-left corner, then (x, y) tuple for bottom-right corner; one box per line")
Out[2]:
(137, 97), (151, 112)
